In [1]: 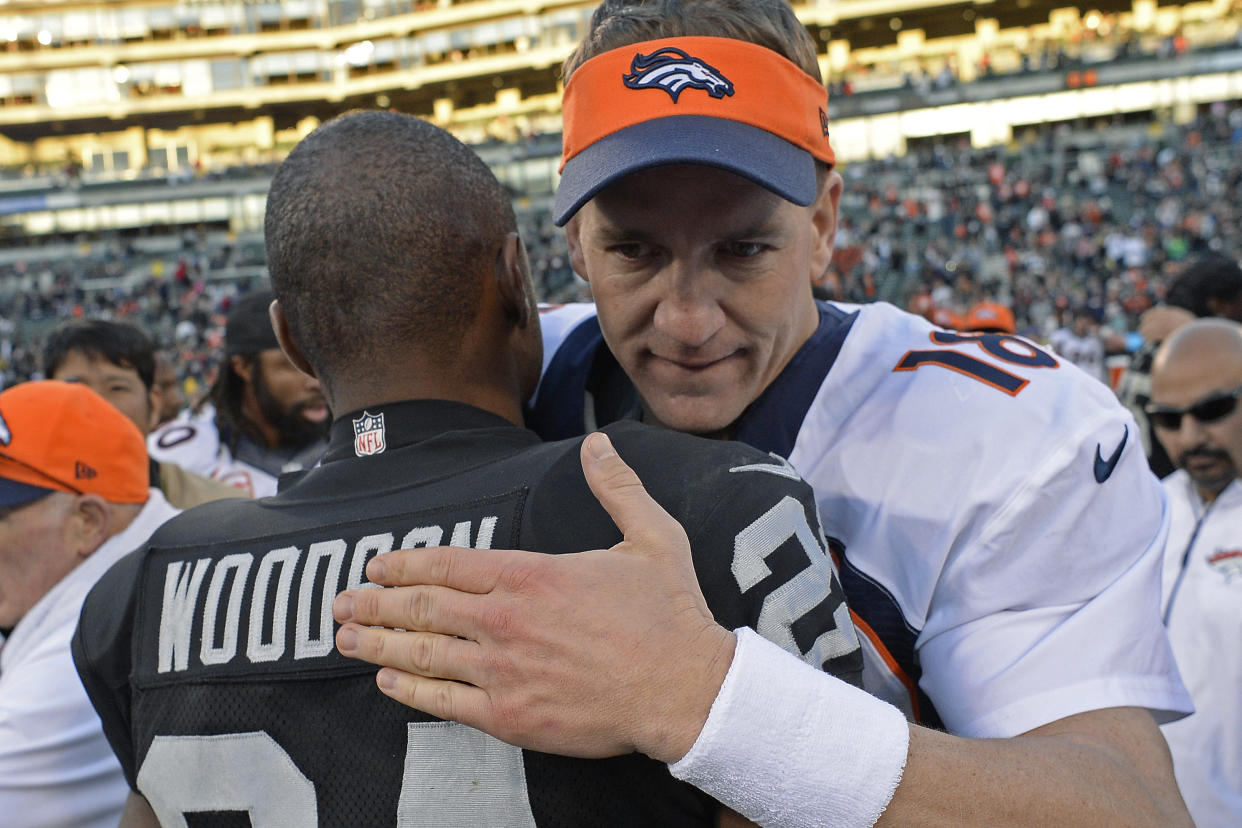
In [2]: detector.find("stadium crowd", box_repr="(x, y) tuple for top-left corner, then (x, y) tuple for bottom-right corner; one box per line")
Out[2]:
(3, 100), (1241, 399)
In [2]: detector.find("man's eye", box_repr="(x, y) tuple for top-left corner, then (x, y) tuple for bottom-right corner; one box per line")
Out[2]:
(725, 241), (766, 258)
(610, 242), (650, 260)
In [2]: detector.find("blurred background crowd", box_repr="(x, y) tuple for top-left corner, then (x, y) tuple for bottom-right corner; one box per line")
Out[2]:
(0, 0), (1239, 408)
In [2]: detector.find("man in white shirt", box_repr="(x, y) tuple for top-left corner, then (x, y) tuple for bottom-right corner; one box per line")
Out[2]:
(1148, 319), (1242, 826)
(0, 381), (179, 828)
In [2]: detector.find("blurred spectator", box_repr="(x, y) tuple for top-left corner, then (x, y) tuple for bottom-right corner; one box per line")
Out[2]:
(1050, 308), (1107, 383)
(152, 352), (185, 426)
(1120, 254), (1242, 475)
(0, 381), (178, 828)
(928, 306), (962, 330)
(1148, 320), (1242, 826)
(42, 320), (241, 509)
(147, 289), (329, 497)
(962, 301), (1017, 334)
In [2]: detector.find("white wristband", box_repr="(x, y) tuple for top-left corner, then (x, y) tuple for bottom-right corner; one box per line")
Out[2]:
(669, 627), (909, 828)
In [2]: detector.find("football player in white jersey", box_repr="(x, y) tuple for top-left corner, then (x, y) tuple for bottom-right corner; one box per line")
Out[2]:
(334, 1), (1192, 825)
(148, 289), (330, 497)
(1049, 307), (1108, 384)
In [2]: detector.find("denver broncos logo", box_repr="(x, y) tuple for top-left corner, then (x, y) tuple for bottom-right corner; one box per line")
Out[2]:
(622, 47), (735, 103)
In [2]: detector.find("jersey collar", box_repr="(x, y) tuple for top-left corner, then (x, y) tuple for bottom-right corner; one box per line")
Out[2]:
(323, 399), (535, 465)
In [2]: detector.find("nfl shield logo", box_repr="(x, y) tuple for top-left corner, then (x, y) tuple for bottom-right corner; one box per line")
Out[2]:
(353, 411), (386, 457)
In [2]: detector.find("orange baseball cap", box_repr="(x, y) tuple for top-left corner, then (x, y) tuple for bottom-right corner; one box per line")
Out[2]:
(555, 36), (835, 225)
(963, 301), (1017, 334)
(0, 380), (149, 507)
(930, 307), (963, 330)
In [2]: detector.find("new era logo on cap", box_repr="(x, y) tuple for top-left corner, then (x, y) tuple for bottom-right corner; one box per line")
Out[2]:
(75, 461), (98, 480)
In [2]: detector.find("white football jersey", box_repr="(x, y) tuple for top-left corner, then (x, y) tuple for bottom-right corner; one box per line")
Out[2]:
(148, 405), (277, 498)
(530, 301), (1192, 738)
(1159, 472), (1242, 827)
(1049, 327), (1107, 384)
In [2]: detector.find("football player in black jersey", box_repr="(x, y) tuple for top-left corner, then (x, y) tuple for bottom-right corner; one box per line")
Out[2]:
(72, 110), (861, 827)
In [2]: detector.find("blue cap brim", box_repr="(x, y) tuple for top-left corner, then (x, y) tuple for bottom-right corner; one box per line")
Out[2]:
(0, 477), (53, 509)
(553, 115), (818, 226)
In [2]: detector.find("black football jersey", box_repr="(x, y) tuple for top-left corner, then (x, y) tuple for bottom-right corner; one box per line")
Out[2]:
(73, 400), (861, 827)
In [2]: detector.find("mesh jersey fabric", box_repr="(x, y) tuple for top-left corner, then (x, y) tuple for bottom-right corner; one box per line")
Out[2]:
(74, 399), (860, 827)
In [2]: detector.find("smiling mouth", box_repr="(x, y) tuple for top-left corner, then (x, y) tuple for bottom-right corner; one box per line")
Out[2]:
(649, 352), (737, 372)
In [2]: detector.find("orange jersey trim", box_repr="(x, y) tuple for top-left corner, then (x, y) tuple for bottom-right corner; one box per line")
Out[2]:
(850, 609), (923, 722)
(561, 36), (835, 171)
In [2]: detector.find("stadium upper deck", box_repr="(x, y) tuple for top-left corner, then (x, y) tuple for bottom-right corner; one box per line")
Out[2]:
(0, 0), (1237, 176)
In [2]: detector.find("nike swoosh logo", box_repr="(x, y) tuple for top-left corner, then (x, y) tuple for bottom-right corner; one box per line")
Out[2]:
(1094, 425), (1129, 484)
(730, 453), (803, 481)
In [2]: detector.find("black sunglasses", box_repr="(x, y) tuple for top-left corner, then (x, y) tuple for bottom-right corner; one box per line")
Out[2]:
(1146, 384), (1242, 431)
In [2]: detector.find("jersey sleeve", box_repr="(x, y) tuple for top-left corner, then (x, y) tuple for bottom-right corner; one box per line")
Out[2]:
(601, 423), (863, 687)
(71, 549), (146, 789)
(692, 460), (863, 685)
(917, 408), (1192, 737)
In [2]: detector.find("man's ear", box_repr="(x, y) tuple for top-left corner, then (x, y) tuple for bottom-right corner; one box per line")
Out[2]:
(269, 300), (317, 378)
(496, 232), (535, 330)
(564, 215), (588, 283)
(71, 494), (113, 559)
(146, 386), (163, 433)
(808, 170), (843, 285)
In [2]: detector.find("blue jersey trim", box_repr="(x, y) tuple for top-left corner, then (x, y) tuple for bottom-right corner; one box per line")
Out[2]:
(527, 302), (857, 453)
(838, 550), (943, 729)
(527, 315), (605, 441)
(732, 302), (857, 458)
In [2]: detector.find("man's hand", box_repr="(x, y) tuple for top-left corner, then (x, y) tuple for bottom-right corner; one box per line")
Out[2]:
(1139, 305), (1195, 345)
(333, 432), (736, 763)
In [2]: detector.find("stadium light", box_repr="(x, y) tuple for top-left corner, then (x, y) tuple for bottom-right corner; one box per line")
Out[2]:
(344, 41), (375, 68)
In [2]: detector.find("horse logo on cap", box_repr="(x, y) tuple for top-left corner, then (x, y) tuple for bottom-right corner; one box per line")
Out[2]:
(622, 47), (735, 103)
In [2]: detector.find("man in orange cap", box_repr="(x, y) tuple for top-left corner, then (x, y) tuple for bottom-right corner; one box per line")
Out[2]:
(0, 381), (178, 828)
(962, 301), (1017, 335)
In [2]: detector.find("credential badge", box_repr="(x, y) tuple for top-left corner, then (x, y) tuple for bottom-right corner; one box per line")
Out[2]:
(353, 411), (386, 457)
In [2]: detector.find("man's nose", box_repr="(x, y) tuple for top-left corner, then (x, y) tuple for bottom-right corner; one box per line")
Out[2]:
(1177, 412), (1209, 445)
(652, 266), (725, 349)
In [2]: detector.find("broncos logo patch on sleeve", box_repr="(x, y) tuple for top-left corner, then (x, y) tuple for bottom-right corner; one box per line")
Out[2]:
(622, 47), (735, 103)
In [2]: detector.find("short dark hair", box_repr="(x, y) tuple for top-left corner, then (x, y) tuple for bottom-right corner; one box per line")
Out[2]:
(1166, 254), (1242, 317)
(43, 319), (156, 390)
(563, 0), (821, 83)
(264, 110), (516, 392)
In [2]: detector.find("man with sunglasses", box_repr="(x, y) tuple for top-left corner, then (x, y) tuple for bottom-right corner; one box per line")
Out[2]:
(1147, 319), (1242, 826)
